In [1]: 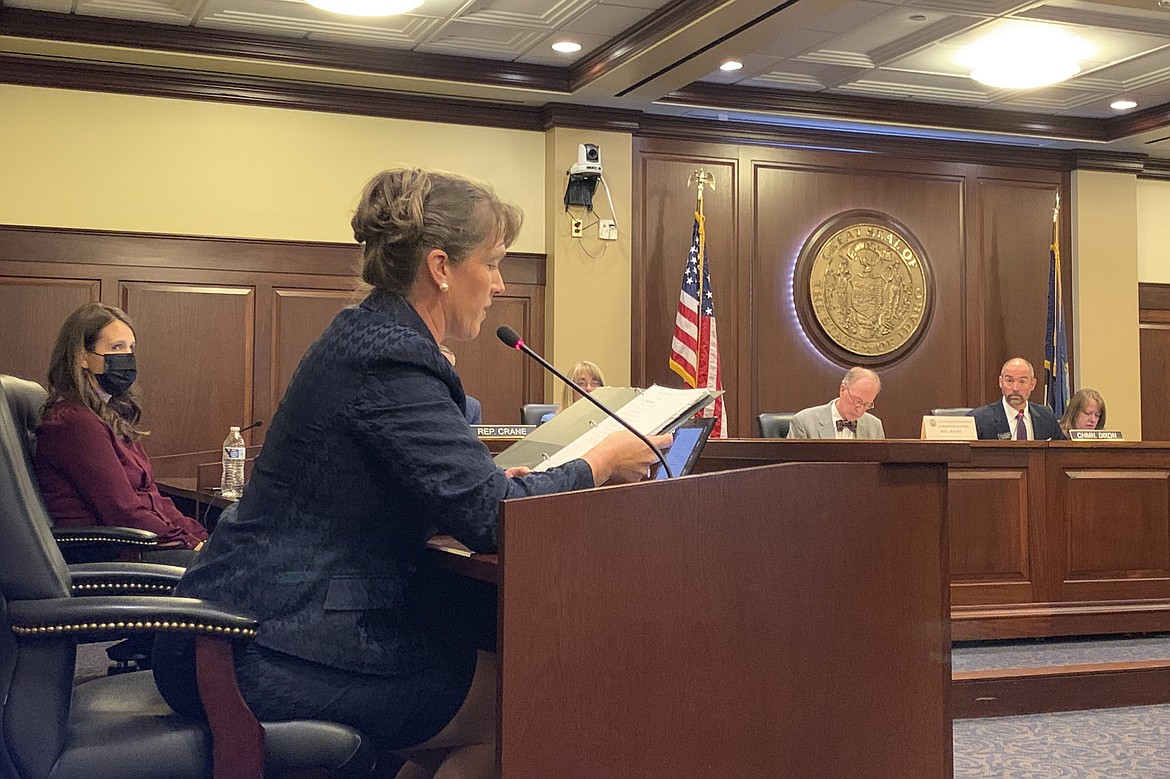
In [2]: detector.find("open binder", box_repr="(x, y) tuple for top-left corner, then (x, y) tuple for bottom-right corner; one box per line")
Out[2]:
(492, 384), (721, 471)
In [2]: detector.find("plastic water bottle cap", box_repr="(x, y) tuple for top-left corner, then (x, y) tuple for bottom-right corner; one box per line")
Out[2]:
(230, 426), (240, 432)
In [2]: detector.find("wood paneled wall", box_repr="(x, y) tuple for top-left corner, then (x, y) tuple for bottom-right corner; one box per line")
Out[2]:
(1140, 284), (1170, 441)
(0, 226), (546, 461)
(633, 138), (1070, 438)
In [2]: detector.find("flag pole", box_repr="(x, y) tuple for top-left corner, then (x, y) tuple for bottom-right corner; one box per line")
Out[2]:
(674, 168), (727, 436)
(1044, 192), (1068, 413)
(688, 169), (714, 283)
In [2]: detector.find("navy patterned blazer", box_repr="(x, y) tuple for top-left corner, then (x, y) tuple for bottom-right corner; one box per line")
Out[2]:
(173, 290), (593, 676)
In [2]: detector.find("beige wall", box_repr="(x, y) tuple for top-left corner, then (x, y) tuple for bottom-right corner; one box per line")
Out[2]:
(0, 85), (546, 251)
(1138, 179), (1170, 285)
(1071, 170), (1142, 438)
(2, 85), (637, 402)
(543, 127), (634, 396)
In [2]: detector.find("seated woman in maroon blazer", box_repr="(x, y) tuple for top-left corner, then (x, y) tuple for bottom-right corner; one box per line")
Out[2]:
(35, 302), (207, 563)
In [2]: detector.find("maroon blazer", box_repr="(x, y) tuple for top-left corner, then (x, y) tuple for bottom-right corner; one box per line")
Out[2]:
(35, 401), (208, 549)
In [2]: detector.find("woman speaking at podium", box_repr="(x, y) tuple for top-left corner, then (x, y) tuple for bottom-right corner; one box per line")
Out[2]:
(153, 168), (667, 779)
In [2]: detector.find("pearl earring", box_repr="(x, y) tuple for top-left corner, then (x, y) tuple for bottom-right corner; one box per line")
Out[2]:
(439, 282), (449, 293)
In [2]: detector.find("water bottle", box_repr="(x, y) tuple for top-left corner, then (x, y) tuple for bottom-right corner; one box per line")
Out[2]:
(220, 426), (246, 500)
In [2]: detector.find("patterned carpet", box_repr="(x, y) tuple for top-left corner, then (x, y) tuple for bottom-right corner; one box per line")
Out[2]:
(75, 640), (117, 685)
(955, 705), (1170, 778)
(953, 634), (1170, 777)
(953, 633), (1170, 673)
(76, 637), (1170, 777)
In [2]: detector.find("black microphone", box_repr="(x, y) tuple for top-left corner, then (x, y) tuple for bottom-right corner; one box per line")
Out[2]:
(238, 420), (264, 434)
(496, 325), (672, 478)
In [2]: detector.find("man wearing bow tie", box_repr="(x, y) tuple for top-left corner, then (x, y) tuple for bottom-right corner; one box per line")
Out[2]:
(787, 367), (885, 440)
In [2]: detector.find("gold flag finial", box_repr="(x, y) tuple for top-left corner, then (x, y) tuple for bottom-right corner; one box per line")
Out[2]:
(1053, 191), (1061, 223)
(687, 169), (716, 203)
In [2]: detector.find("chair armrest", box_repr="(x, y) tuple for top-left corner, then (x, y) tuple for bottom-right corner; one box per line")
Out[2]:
(68, 562), (185, 596)
(52, 526), (158, 548)
(8, 595), (257, 642)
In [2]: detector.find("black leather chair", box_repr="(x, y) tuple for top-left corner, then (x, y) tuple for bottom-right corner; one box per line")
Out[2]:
(1, 374), (159, 563)
(0, 372), (378, 779)
(521, 403), (559, 425)
(930, 407), (974, 416)
(757, 412), (796, 438)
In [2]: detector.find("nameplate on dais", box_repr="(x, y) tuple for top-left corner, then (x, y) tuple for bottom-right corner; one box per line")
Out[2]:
(920, 415), (977, 441)
(474, 425), (536, 437)
(1068, 429), (1124, 441)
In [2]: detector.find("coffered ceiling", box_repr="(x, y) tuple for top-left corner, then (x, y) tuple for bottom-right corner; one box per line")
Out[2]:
(5, 0), (1170, 160)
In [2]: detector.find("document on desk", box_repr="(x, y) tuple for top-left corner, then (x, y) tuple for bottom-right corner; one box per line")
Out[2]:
(491, 384), (719, 472)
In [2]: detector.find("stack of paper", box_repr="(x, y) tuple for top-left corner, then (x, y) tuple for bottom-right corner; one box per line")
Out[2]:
(492, 384), (719, 471)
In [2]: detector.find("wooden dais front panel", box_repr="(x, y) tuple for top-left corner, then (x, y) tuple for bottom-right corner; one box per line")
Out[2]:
(1050, 449), (1170, 602)
(953, 443), (1170, 639)
(948, 469), (1030, 583)
(948, 445), (1045, 608)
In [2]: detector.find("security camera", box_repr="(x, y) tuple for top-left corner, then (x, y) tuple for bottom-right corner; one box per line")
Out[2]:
(569, 143), (602, 176)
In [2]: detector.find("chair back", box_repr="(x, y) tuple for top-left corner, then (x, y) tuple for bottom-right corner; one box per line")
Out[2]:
(757, 412), (796, 438)
(0, 591), (22, 779)
(521, 403), (559, 426)
(930, 407), (974, 417)
(0, 377), (70, 600)
(0, 375), (76, 778)
(1, 375), (48, 470)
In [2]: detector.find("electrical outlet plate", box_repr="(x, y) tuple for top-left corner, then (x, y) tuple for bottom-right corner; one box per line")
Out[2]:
(571, 219), (583, 238)
(599, 220), (617, 241)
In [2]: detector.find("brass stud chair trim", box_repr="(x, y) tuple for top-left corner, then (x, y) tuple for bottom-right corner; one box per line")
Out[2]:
(12, 621), (257, 637)
(70, 583), (174, 593)
(56, 537), (156, 546)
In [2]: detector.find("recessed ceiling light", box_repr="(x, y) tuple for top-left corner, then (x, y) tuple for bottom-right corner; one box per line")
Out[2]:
(961, 23), (1090, 89)
(1110, 99), (1138, 110)
(303, 0), (421, 16)
(720, 60), (744, 72)
(971, 60), (1080, 89)
(552, 40), (582, 54)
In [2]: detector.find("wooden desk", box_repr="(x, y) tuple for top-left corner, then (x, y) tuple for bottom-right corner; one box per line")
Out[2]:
(430, 456), (955, 778)
(697, 438), (1170, 639)
(156, 477), (234, 529)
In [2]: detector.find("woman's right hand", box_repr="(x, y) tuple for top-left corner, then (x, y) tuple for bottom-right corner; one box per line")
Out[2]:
(581, 431), (673, 485)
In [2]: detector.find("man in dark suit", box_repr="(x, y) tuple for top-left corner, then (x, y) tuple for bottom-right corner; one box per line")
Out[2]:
(969, 357), (1066, 440)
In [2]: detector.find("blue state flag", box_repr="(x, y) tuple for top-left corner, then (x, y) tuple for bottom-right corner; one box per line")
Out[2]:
(1044, 212), (1070, 417)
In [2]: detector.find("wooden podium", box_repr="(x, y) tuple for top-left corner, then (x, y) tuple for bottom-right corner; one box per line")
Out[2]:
(485, 457), (954, 778)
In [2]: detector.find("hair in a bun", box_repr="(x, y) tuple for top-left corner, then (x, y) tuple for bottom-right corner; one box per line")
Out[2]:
(352, 168), (522, 295)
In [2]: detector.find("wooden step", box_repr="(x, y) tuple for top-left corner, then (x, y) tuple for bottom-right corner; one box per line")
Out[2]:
(953, 658), (1170, 719)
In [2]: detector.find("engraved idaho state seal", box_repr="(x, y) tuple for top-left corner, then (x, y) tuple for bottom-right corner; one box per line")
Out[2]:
(797, 212), (931, 360)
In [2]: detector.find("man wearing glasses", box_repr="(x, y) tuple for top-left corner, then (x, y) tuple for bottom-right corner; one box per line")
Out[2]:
(969, 357), (1065, 441)
(787, 367), (885, 439)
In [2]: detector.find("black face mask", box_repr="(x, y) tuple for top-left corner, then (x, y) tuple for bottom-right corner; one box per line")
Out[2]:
(91, 352), (137, 396)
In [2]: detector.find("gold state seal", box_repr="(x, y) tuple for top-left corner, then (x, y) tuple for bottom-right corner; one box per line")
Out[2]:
(807, 223), (928, 357)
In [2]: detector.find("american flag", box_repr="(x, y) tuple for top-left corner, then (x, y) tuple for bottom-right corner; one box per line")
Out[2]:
(669, 208), (726, 436)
